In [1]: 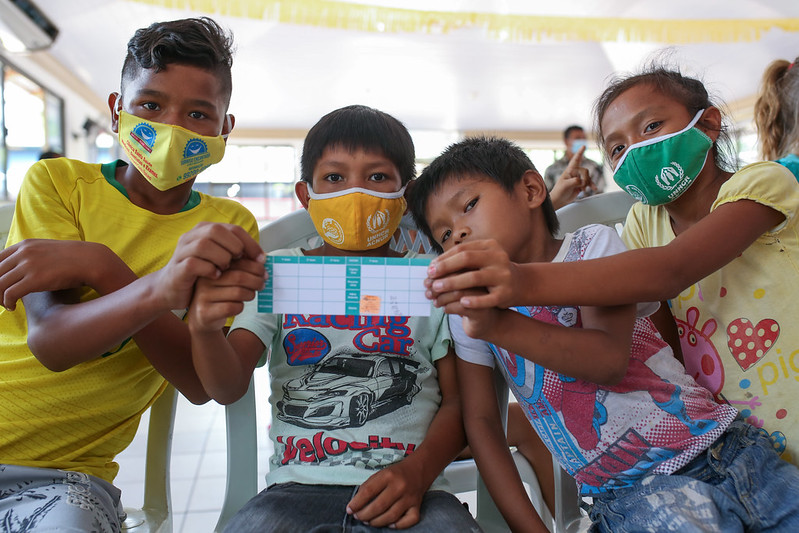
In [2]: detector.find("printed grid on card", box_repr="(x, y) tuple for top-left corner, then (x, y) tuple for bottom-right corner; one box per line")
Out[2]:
(258, 255), (432, 316)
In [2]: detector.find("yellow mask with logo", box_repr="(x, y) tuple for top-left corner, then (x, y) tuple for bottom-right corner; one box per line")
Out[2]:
(306, 185), (407, 251)
(118, 110), (227, 191)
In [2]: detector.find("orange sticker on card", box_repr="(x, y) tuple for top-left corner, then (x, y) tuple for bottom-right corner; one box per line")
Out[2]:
(360, 295), (381, 314)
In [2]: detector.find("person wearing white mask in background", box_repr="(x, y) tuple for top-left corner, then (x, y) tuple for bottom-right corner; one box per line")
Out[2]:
(544, 124), (606, 201)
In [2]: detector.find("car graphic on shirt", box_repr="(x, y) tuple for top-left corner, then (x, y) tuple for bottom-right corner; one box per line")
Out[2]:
(277, 353), (422, 429)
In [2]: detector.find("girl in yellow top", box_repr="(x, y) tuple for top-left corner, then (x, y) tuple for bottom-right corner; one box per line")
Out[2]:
(425, 65), (799, 467)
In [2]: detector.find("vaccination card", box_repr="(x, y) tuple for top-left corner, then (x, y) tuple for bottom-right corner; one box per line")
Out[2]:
(257, 255), (432, 316)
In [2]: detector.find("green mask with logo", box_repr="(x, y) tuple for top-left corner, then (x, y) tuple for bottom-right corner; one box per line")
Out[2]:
(613, 110), (712, 205)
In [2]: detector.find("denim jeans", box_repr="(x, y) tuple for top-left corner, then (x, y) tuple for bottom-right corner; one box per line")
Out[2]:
(223, 483), (482, 532)
(588, 417), (799, 532)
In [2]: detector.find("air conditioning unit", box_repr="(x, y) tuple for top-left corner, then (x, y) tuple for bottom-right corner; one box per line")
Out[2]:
(0, 0), (58, 52)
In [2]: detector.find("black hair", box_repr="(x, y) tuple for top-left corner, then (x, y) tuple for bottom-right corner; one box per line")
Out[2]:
(563, 125), (584, 141)
(300, 105), (416, 185)
(121, 17), (234, 106)
(594, 64), (738, 173)
(409, 136), (559, 253)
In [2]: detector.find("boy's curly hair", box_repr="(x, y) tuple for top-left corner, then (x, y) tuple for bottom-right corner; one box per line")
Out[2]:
(121, 17), (234, 105)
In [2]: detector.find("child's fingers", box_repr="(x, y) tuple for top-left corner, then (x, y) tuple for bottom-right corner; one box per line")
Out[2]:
(391, 505), (421, 529)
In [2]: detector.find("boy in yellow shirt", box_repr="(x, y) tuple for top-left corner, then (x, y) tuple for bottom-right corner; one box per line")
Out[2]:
(0, 17), (261, 532)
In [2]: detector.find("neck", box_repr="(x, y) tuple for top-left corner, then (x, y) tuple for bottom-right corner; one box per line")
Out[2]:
(117, 164), (194, 214)
(665, 163), (731, 235)
(514, 218), (562, 264)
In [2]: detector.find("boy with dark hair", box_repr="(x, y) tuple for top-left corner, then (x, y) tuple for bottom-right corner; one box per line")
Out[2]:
(406, 136), (797, 532)
(0, 17), (261, 532)
(188, 105), (479, 532)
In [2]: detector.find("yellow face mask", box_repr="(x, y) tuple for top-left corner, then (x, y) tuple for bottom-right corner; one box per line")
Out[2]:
(306, 185), (407, 251)
(118, 110), (227, 191)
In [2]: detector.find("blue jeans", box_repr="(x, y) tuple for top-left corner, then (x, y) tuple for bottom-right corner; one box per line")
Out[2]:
(589, 417), (799, 532)
(223, 483), (482, 532)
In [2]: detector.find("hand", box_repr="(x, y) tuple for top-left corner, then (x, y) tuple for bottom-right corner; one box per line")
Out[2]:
(426, 239), (520, 311)
(346, 459), (427, 529)
(188, 258), (266, 333)
(0, 239), (121, 310)
(549, 145), (596, 210)
(459, 305), (505, 341)
(151, 222), (265, 311)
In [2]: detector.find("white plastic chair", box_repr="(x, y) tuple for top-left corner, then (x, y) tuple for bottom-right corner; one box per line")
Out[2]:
(121, 384), (177, 533)
(554, 190), (636, 239)
(214, 210), (551, 532)
(550, 190), (639, 533)
(1, 202), (15, 248)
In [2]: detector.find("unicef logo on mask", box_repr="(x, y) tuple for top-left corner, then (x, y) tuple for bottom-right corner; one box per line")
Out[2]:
(366, 209), (390, 234)
(321, 218), (345, 246)
(656, 162), (684, 191)
(130, 123), (157, 153)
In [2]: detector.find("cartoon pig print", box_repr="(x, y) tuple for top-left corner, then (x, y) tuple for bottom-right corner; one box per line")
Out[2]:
(676, 307), (724, 400)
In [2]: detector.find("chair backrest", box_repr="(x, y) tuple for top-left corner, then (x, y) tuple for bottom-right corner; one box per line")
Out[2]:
(554, 190), (636, 237)
(1, 202), (15, 249)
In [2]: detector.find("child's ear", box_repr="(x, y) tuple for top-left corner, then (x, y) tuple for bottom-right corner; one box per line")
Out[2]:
(520, 170), (547, 208)
(108, 92), (121, 133)
(402, 179), (415, 215)
(221, 114), (235, 141)
(697, 106), (723, 142)
(295, 180), (311, 209)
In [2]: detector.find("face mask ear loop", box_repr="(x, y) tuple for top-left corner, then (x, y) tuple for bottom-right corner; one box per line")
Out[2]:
(114, 94), (123, 120)
(222, 115), (232, 140)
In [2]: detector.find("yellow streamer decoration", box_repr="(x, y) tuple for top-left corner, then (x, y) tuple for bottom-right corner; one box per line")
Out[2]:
(126, 0), (799, 44)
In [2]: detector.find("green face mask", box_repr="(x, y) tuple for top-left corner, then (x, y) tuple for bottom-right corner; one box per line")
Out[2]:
(612, 110), (712, 205)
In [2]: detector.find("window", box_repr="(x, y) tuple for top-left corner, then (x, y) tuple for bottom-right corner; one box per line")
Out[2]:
(0, 62), (64, 201)
(195, 144), (300, 224)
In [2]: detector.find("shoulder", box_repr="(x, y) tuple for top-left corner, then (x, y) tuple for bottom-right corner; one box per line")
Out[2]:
(195, 192), (259, 236)
(622, 201), (670, 249)
(23, 158), (103, 188)
(714, 162), (799, 221)
(565, 224), (626, 261)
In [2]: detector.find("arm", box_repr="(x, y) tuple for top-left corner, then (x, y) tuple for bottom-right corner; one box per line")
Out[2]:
(649, 303), (684, 365)
(188, 260), (268, 404)
(549, 146), (596, 210)
(22, 223), (263, 402)
(347, 349), (466, 529)
(427, 199), (783, 309)
(458, 358), (549, 533)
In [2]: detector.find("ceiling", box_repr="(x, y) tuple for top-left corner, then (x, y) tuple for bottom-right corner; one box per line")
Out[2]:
(12, 0), (799, 139)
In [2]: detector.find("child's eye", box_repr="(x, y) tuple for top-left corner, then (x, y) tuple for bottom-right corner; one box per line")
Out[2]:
(142, 102), (159, 111)
(369, 173), (388, 182)
(609, 144), (626, 158)
(324, 174), (343, 183)
(189, 111), (208, 120)
(465, 197), (478, 212)
(440, 229), (452, 244)
(644, 120), (662, 134)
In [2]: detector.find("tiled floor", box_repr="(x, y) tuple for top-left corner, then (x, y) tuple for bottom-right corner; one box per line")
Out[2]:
(115, 370), (274, 533)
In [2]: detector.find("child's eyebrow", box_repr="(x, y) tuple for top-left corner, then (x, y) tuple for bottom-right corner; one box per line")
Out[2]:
(135, 89), (218, 111)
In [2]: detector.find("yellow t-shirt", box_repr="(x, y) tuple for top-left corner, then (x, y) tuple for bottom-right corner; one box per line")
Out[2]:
(0, 158), (258, 482)
(623, 161), (799, 465)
